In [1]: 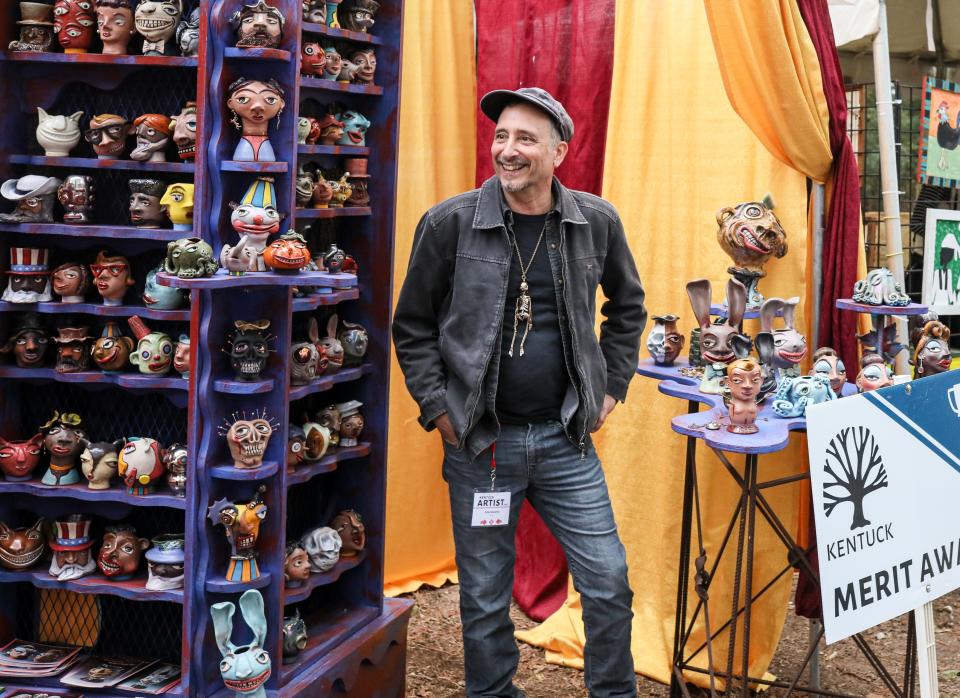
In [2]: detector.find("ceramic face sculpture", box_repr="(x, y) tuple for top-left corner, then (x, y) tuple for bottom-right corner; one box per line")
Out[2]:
(80, 440), (119, 489)
(145, 533), (185, 590)
(173, 334), (190, 377)
(54, 0), (96, 53)
(754, 297), (806, 383)
(91, 250), (134, 305)
(317, 114), (344, 145)
(3, 247), (52, 304)
(716, 200), (788, 309)
(97, 525), (148, 579)
(335, 318), (367, 368)
(722, 359), (762, 434)
(96, 0), (135, 54)
(163, 442), (188, 496)
(221, 178), (282, 272)
(264, 231), (311, 271)
(48, 515), (95, 581)
(128, 178), (168, 228)
(131, 113), (172, 162)
(323, 45), (342, 80)
(85, 114), (130, 159)
(220, 410), (276, 469)
(233, 1), (284, 48)
(645, 314), (684, 366)
(227, 78), (285, 162)
(282, 611), (307, 664)
(0, 175), (61, 223)
(160, 183), (194, 230)
(91, 322), (133, 371)
(40, 412), (87, 486)
(301, 525), (340, 572)
(336, 400), (364, 447)
(142, 265), (185, 311)
(322, 242), (347, 272)
(0, 520), (45, 570)
(208, 487), (268, 583)
(287, 425), (306, 467)
(312, 173), (333, 208)
(57, 174), (95, 224)
(809, 347), (846, 397)
(118, 436), (164, 494)
(315, 315), (344, 372)
(290, 339), (320, 385)
(302, 422), (331, 460)
(10, 2), (56, 52)
(303, 0), (325, 23)
(347, 48), (376, 84)
(171, 101), (197, 160)
(135, 0), (182, 55)
(51, 262), (91, 303)
(283, 542), (310, 587)
(296, 167), (315, 206)
(913, 320), (952, 379)
(330, 509), (364, 556)
(686, 278), (747, 394)
(165, 237), (218, 278)
(771, 374), (835, 418)
(175, 6), (200, 55)
(53, 326), (94, 373)
(852, 267), (910, 307)
(0, 433), (43, 481)
(340, 0), (378, 32)
(210, 589), (271, 698)
(1, 314), (50, 367)
(336, 109), (370, 145)
(857, 354), (893, 393)
(228, 319), (272, 381)
(301, 42), (325, 76)
(296, 117), (311, 144)
(36, 108), (84, 157)
(128, 315), (174, 375)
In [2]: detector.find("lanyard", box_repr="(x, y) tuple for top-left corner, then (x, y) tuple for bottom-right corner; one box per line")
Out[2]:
(489, 443), (497, 491)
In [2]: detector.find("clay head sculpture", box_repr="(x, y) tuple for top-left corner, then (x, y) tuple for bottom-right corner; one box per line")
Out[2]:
(221, 178), (283, 272)
(283, 542), (310, 587)
(340, 0), (378, 32)
(0, 519), (45, 570)
(312, 172), (333, 208)
(316, 404), (341, 445)
(809, 347), (846, 397)
(129, 178), (168, 228)
(170, 101), (197, 160)
(313, 315), (344, 373)
(345, 166), (370, 207)
(175, 6), (200, 55)
(48, 515), (96, 581)
(227, 319), (272, 381)
(80, 440), (120, 489)
(300, 41), (325, 77)
(143, 264), (188, 309)
(128, 315), (174, 374)
(118, 436), (165, 495)
(165, 236), (218, 278)
(173, 333), (190, 377)
(97, 524), (148, 579)
(716, 200), (788, 309)
(336, 109), (369, 146)
(210, 589), (271, 697)
(913, 320), (952, 379)
(335, 400), (364, 447)
(10, 2), (56, 52)
(53, 325), (94, 373)
(301, 525), (341, 572)
(57, 174), (95, 223)
(303, 0), (325, 23)
(857, 353), (893, 393)
(135, 0), (183, 55)
(219, 410), (278, 469)
(290, 332), (321, 386)
(91, 321), (134, 371)
(852, 267), (910, 307)
(322, 44), (342, 80)
(296, 117), (311, 144)
(36, 108), (84, 157)
(330, 509), (364, 556)
(282, 611), (307, 664)
(286, 425), (306, 467)
(91, 249), (134, 305)
(296, 167), (315, 206)
(0, 175), (61, 223)
(85, 113), (130, 159)
(51, 261), (91, 303)
(145, 533), (185, 590)
(95, 0), (136, 54)
(1, 313), (50, 367)
(233, 0), (284, 48)
(3, 247), (52, 303)
(163, 442), (188, 496)
(227, 78), (285, 162)
(131, 113), (173, 163)
(317, 113), (344, 145)
(160, 182), (194, 230)
(40, 412), (87, 486)
(264, 230), (311, 271)
(771, 374), (835, 418)
(857, 323), (905, 365)
(322, 243), (347, 272)
(346, 47), (376, 84)
(208, 486), (268, 583)
(754, 297), (807, 384)
(301, 421), (331, 460)
(54, 0), (96, 53)
(0, 433), (44, 481)
(686, 278), (747, 394)
(722, 359), (763, 434)
(645, 314), (684, 366)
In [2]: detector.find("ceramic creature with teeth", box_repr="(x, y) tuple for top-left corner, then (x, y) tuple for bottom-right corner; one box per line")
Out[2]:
(716, 199), (788, 309)
(135, 0), (182, 55)
(219, 409), (278, 470)
(97, 524), (148, 579)
(208, 486), (268, 583)
(754, 296), (806, 387)
(210, 589), (271, 697)
(170, 101), (197, 161)
(226, 319), (273, 382)
(0, 519), (45, 570)
(686, 278), (749, 394)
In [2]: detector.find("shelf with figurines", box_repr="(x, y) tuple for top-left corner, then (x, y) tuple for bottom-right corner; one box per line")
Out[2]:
(8, 154), (195, 174)
(292, 286), (360, 312)
(301, 0), (384, 43)
(0, 300), (190, 322)
(283, 550), (367, 604)
(286, 440), (370, 486)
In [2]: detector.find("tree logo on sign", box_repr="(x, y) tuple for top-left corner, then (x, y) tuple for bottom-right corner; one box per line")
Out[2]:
(822, 426), (889, 530)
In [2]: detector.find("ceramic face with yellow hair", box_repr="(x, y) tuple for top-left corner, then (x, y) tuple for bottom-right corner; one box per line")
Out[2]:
(160, 182), (194, 230)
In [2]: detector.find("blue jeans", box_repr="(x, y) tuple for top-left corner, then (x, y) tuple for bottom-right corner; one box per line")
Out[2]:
(442, 421), (636, 698)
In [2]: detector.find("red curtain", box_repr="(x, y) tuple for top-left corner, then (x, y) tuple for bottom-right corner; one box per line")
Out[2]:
(475, 0), (617, 620)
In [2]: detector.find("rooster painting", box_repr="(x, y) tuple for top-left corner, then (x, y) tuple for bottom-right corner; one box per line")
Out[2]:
(936, 100), (960, 171)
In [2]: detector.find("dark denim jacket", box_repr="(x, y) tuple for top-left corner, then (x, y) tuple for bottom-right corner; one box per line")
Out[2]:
(392, 176), (646, 457)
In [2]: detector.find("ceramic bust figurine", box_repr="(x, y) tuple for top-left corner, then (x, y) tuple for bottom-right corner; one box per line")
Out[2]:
(346, 47), (376, 84)
(118, 436), (165, 495)
(336, 109), (370, 145)
(36, 108), (84, 157)
(286, 425), (306, 467)
(97, 525), (148, 579)
(233, 0), (284, 48)
(163, 443), (187, 496)
(328, 173), (352, 207)
(57, 174), (95, 224)
(207, 487), (268, 582)
(145, 534), (185, 590)
(51, 262), (91, 303)
(80, 440), (120, 489)
(809, 347), (846, 397)
(337, 318), (368, 367)
(335, 400), (364, 447)
(296, 117), (311, 145)
(40, 412), (87, 486)
(345, 158), (370, 206)
(128, 315), (173, 375)
(322, 44), (342, 80)
(0, 433), (44, 481)
(645, 314), (684, 366)
(264, 231), (311, 271)
(317, 114), (344, 145)
(301, 42), (325, 77)
(303, 0), (325, 23)
(227, 77), (286, 162)
(771, 375), (835, 418)
(95, 0), (136, 54)
(913, 320), (952, 379)
(143, 264), (187, 309)
(165, 237), (218, 278)
(754, 297), (806, 383)
(131, 113), (173, 163)
(340, 0), (379, 32)
(282, 612), (307, 664)
(330, 509), (364, 556)
(92, 322), (134, 371)
(302, 421), (331, 460)
(91, 250), (134, 306)
(54, 0), (96, 53)
(53, 325), (93, 373)
(716, 200), (788, 309)
(296, 167), (315, 207)
(85, 114), (130, 159)
(160, 182), (194, 230)
(1, 313), (50, 367)
(3, 247), (52, 303)
(0, 175), (61, 223)
(852, 267), (910, 307)
(135, 0), (182, 55)
(686, 278), (747, 394)
(221, 178), (282, 272)
(171, 101), (197, 161)
(175, 6), (200, 56)
(312, 172), (333, 208)
(315, 315), (344, 373)
(129, 178), (168, 228)
(220, 410), (277, 469)
(722, 359), (762, 434)
(210, 589), (271, 697)
(9, 2), (56, 52)
(228, 320), (272, 381)
(856, 353), (893, 393)
(173, 334), (190, 378)
(0, 519), (45, 570)
(283, 542), (310, 587)
(301, 525), (341, 572)
(48, 515), (96, 581)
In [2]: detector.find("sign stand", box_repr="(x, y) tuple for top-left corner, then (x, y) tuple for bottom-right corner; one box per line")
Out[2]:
(915, 603), (938, 698)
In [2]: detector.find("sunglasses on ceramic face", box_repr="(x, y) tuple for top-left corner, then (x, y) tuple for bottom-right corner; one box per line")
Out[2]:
(90, 263), (128, 277)
(84, 125), (126, 143)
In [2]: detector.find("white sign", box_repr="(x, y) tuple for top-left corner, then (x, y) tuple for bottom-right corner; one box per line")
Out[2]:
(806, 370), (960, 644)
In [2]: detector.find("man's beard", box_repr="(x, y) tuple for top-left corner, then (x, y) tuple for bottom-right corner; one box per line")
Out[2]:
(146, 568), (184, 590)
(2, 283), (52, 303)
(50, 556), (96, 581)
(57, 355), (86, 372)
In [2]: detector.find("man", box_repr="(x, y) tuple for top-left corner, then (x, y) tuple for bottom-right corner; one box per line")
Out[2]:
(393, 87), (645, 698)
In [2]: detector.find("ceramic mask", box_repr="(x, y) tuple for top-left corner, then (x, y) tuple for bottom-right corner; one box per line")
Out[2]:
(54, 0), (96, 53)
(686, 278), (747, 394)
(92, 323), (134, 372)
(301, 525), (340, 572)
(330, 509), (364, 556)
(175, 6), (200, 55)
(221, 178), (282, 271)
(165, 237), (218, 278)
(0, 176), (61, 224)
(131, 113), (172, 162)
(283, 543), (310, 586)
(0, 434), (43, 481)
(347, 48), (376, 83)
(85, 114), (130, 159)
(10, 3), (56, 52)
(227, 78), (285, 162)
(290, 340), (320, 385)
(234, 1), (284, 48)
(79, 441), (120, 489)
(228, 319), (272, 381)
(300, 42), (325, 76)
(913, 320), (952, 379)
(282, 611), (307, 663)
(143, 265), (187, 309)
(264, 231), (311, 271)
(0, 520), (45, 570)
(810, 348), (846, 397)
(323, 45), (342, 80)
(328, 174), (352, 208)
(316, 404), (341, 443)
(340, 0), (378, 32)
(346, 176), (369, 207)
(36, 108), (84, 157)
(336, 400), (363, 446)
(857, 356), (893, 393)
(91, 250), (134, 305)
(210, 589), (271, 697)
(54, 326), (93, 373)
(48, 515), (95, 581)
(163, 442), (188, 496)
(96, 1), (135, 54)
(160, 183), (194, 229)
(49, 262), (87, 303)
(57, 175), (95, 223)
(3, 274), (52, 304)
(852, 268), (910, 307)
(171, 101), (197, 160)
(208, 488), (268, 583)
(1, 314), (50, 367)
(645, 314), (684, 366)
(128, 178), (167, 227)
(145, 533), (185, 590)
(40, 412), (87, 486)
(302, 422), (330, 460)
(771, 375), (836, 418)
(128, 315), (174, 374)
(756, 297), (806, 375)
(317, 114), (344, 145)
(286, 425), (306, 467)
(97, 525), (148, 579)
(322, 243), (347, 272)
(135, 0), (182, 51)
(716, 200), (788, 308)
(173, 334), (190, 377)
(336, 109), (369, 145)
(296, 168), (315, 206)
(117, 436), (165, 494)
(296, 117), (311, 144)
(221, 410), (276, 469)
(303, 0), (325, 23)
(312, 174), (333, 207)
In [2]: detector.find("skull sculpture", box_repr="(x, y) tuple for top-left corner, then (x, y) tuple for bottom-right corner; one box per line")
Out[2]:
(228, 320), (272, 381)
(220, 410), (278, 469)
(165, 237), (218, 279)
(0, 519), (45, 570)
(301, 525), (341, 572)
(851, 268), (910, 307)
(716, 200), (788, 309)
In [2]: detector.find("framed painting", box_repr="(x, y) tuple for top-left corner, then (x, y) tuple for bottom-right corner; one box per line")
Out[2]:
(918, 76), (960, 188)
(922, 208), (960, 314)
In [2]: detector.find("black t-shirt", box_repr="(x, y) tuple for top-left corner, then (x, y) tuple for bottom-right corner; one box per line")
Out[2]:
(495, 212), (569, 423)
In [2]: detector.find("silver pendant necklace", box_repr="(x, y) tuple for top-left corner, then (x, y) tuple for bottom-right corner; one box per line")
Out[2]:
(508, 222), (547, 358)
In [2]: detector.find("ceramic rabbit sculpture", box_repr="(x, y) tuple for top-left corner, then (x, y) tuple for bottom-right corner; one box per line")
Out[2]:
(210, 589), (271, 698)
(314, 315), (344, 374)
(754, 297), (806, 386)
(686, 278), (747, 394)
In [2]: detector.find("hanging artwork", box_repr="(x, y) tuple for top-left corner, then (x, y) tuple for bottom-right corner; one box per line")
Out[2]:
(922, 208), (960, 314)
(918, 76), (960, 189)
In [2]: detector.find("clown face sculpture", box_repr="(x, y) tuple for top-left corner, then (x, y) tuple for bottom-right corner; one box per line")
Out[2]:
(145, 533), (185, 590)
(92, 322), (134, 372)
(336, 109), (370, 146)
(300, 42), (325, 77)
(165, 237), (218, 278)
(97, 524), (148, 579)
(40, 412), (87, 486)
(283, 542), (310, 587)
(208, 486), (267, 582)
(716, 200), (788, 308)
(228, 319), (272, 381)
(282, 611), (307, 664)
(54, 325), (94, 373)
(173, 334), (190, 377)
(233, 0), (284, 48)
(227, 78), (285, 162)
(171, 101), (197, 160)
(131, 113), (173, 162)
(913, 320), (952, 379)
(118, 436), (165, 495)
(176, 6), (200, 55)
(221, 178), (283, 272)
(48, 516), (95, 581)
(135, 0), (182, 55)
(1, 313), (51, 367)
(852, 268), (910, 307)
(54, 0), (96, 53)
(809, 347), (846, 397)
(163, 442), (188, 496)
(160, 182), (194, 230)
(0, 433), (43, 481)
(301, 525), (340, 572)
(857, 354), (893, 393)
(52, 262), (91, 303)
(645, 314), (684, 366)
(0, 519), (45, 570)
(771, 375), (835, 418)
(287, 425), (306, 468)
(85, 114), (130, 159)
(57, 174), (95, 224)
(80, 440), (120, 489)
(128, 315), (173, 375)
(96, 0), (136, 54)
(330, 509), (364, 557)
(91, 250), (135, 306)
(221, 410), (277, 469)
(144, 265), (188, 309)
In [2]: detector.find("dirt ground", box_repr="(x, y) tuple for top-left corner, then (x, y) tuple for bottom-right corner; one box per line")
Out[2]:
(404, 581), (960, 697)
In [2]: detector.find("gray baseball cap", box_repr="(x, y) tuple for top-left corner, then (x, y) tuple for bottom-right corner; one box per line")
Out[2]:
(480, 87), (574, 143)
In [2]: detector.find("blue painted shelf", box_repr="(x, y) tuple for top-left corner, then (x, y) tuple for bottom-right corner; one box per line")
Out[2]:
(286, 442), (371, 486)
(0, 478), (186, 508)
(223, 46), (292, 61)
(0, 222), (185, 241)
(214, 377), (276, 394)
(835, 299), (929, 315)
(289, 363), (371, 401)
(283, 551), (367, 604)
(8, 154), (195, 173)
(300, 22), (384, 45)
(221, 160), (289, 173)
(298, 144), (370, 157)
(0, 366), (187, 390)
(205, 572), (273, 594)
(0, 50), (198, 68)
(0, 569), (184, 603)
(209, 460), (280, 481)
(299, 76), (383, 95)
(0, 300), (190, 322)
(296, 206), (371, 219)
(157, 269), (358, 289)
(292, 287), (361, 311)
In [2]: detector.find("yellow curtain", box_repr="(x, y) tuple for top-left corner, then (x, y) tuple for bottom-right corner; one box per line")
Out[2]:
(516, 0), (812, 686)
(383, 0), (476, 595)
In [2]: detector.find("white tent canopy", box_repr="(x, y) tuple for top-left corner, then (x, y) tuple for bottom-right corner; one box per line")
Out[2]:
(829, 0), (960, 62)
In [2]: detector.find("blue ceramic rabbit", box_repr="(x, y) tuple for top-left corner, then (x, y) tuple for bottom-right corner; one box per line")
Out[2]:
(210, 589), (271, 698)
